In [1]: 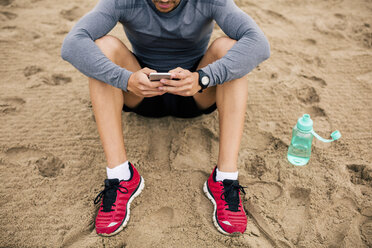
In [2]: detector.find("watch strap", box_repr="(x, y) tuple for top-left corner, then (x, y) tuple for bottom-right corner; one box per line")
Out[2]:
(197, 70), (209, 93)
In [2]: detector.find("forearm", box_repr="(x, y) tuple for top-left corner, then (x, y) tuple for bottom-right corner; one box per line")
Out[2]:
(60, 0), (132, 91)
(61, 31), (132, 91)
(202, 30), (270, 86)
(202, 1), (270, 86)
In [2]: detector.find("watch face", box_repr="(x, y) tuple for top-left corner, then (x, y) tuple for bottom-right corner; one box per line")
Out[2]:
(201, 76), (209, 86)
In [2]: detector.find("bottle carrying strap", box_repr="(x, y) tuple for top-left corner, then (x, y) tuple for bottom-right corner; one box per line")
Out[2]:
(311, 130), (341, 143)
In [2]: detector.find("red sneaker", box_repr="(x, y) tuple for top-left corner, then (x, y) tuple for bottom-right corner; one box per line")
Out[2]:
(203, 167), (247, 235)
(94, 162), (144, 236)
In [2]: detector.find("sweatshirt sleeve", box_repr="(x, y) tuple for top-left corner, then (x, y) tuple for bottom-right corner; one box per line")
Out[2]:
(201, 0), (270, 86)
(61, 0), (132, 91)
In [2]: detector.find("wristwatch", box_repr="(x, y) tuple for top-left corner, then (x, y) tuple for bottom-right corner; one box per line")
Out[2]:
(197, 70), (210, 93)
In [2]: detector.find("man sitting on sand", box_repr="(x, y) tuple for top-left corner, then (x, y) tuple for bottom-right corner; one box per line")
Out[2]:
(61, 0), (270, 236)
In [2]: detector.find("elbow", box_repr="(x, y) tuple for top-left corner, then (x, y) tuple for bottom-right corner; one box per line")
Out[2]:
(61, 34), (74, 62)
(260, 34), (271, 61)
(61, 38), (69, 61)
(243, 30), (271, 63)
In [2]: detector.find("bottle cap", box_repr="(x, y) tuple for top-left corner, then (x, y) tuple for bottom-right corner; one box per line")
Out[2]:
(312, 129), (342, 143)
(331, 130), (341, 140)
(297, 114), (313, 131)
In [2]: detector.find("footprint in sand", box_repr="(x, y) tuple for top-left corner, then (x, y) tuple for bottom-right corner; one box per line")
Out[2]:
(5, 147), (65, 177)
(170, 126), (217, 171)
(329, 13), (348, 31)
(280, 187), (311, 245)
(0, 0), (13, 6)
(42, 73), (72, 86)
(315, 197), (361, 247)
(313, 16), (345, 39)
(0, 97), (25, 114)
(60, 7), (84, 21)
(304, 106), (326, 118)
(304, 106), (332, 133)
(351, 23), (372, 49)
(258, 121), (277, 133)
(303, 38), (317, 45)
(359, 207), (372, 247)
(265, 9), (293, 25)
(333, 12), (371, 48)
(246, 181), (284, 201)
(361, 219), (372, 247)
(152, 207), (175, 226)
(270, 136), (288, 152)
(61, 219), (95, 248)
(0, 11), (17, 21)
(245, 155), (267, 179)
(245, 130), (287, 154)
(1, 25), (16, 30)
(347, 164), (372, 186)
(125, 206), (175, 246)
(296, 86), (320, 104)
(23, 65), (43, 77)
(298, 40), (326, 68)
(300, 75), (327, 88)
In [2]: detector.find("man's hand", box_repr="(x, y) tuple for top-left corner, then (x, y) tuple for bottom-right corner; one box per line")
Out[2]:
(159, 67), (201, 96)
(127, 67), (165, 97)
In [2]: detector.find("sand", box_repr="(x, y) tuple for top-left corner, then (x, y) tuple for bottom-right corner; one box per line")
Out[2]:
(0, 0), (371, 247)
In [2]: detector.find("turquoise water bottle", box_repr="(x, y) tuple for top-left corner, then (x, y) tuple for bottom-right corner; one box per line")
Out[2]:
(287, 114), (341, 166)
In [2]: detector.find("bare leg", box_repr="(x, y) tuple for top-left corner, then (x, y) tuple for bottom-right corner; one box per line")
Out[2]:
(194, 37), (249, 172)
(89, 35), (143, 168)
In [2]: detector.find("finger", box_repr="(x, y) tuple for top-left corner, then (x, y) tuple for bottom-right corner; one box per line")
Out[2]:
(141, 79), (164, 88)
(169, 67), (185, 79)
(138, 72), (163, 89)
(171, 70), (191, 80)
(159, 85), (178, 94)
(168, 67), (183, 74)
(141, 67), (157, 76)
(160, 78), (185, 87)
(170, 72), (184, 80)
(159, 84), (191, 95)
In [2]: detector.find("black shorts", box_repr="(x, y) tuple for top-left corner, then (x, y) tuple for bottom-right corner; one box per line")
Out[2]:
(123, 54), (217, 118)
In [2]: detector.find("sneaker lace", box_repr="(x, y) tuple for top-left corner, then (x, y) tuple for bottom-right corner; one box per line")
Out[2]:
(94, 180), (128, 212)
(220, 180), (246, 212)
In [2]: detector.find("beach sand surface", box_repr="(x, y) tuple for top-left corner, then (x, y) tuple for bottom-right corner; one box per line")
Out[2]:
(0, 0), (371, 247)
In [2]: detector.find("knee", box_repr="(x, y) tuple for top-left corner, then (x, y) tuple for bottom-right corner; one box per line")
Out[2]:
(94, 35), (129, 61)
(209, 37), (237, 59)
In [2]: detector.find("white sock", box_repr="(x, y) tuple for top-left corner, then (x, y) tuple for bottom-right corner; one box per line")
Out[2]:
(216, 168), (238, 182)
(106, 161), (131, 181)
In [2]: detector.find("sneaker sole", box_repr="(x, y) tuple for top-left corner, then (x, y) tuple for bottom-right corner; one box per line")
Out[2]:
(98, 176), (145, 237)
(203, 181), (236, 236)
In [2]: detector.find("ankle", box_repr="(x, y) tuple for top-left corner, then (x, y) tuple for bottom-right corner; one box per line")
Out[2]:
(106, 161), (131, 181)
(107, 157), (128, 169)
(216, 167), (238, 181)
(216, 162), (238, 173)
